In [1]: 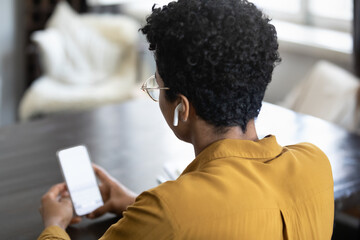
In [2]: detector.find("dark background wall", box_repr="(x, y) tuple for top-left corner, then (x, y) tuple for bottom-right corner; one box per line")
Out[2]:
(0, 0), (25, 126)
(355, 0), (360, 77)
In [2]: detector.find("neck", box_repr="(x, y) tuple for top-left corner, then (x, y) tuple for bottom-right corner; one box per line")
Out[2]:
(191, 119), (258, 156)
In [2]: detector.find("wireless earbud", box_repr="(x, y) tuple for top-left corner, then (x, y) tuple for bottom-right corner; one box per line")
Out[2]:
(173, 103), (183, 127)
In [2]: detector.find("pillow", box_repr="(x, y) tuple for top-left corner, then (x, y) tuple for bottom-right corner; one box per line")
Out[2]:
(31, 29), (66, 80)
(280, 61), (360, 132)
(34, 1), (123, 85)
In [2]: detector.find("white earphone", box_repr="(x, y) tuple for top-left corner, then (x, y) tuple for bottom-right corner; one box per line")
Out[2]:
(173, 103), (183, 127)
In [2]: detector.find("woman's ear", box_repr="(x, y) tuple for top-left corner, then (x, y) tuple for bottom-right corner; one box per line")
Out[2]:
(178, 95), (190, 122)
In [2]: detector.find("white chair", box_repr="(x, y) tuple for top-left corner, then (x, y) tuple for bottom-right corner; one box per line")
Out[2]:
(280, 60), (360, 133)
(19, 2), (143, 120)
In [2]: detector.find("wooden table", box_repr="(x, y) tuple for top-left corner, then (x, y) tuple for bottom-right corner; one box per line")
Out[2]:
(1, 99), (359, 239)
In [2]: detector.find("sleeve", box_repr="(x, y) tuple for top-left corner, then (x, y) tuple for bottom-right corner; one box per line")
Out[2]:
(99, 190), (175, 240)
(38, 225), (71, 240)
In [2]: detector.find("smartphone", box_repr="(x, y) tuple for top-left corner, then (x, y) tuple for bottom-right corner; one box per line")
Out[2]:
(57, 145), (104, 216)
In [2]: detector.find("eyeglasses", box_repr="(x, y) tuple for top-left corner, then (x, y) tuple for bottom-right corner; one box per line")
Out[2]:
(141, 75), (170, 102)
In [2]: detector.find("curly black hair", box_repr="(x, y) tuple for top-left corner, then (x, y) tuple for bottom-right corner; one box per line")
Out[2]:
(140, 0), (280, 132)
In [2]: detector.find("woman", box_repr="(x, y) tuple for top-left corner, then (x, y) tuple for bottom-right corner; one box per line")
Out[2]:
(38, 0), (334, 239)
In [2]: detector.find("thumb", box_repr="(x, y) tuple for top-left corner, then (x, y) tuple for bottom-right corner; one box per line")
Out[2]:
(93, 164), (113, 183)
(87, 202), (112, 219)
(61, 196), (72, 207)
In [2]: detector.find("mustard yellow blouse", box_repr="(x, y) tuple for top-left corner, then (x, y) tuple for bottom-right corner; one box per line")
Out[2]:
(39, 135), (334, 240)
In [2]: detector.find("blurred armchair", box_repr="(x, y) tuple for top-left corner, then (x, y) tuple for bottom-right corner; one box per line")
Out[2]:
(280, 60), (360, 133)
(19, 2), (141, 120)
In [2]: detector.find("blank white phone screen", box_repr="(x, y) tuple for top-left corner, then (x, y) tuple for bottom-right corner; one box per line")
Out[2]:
(58, 146), (104, 216)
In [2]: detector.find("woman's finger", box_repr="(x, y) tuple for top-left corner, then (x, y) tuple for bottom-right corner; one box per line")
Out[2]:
(93, 164), (113, 183)
(61, 190), (70, 198)
(70, 216), (82, 225)
(87, 202), (112, 219)
(45, 183), (67, 199)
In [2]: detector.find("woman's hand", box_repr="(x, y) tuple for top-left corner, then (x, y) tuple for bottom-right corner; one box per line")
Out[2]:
(39, 183), (81, 230)
(87, 164), (137, 219)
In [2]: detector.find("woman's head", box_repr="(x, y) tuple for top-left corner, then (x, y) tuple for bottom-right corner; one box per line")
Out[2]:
(140, 0), (280, 133)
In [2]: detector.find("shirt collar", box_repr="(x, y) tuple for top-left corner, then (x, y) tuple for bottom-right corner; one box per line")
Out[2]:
(181, 135), (283, 175)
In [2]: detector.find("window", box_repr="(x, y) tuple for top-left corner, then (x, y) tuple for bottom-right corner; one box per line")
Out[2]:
(309, 0), (352, 20)
(252, 0), (352, 32)
(251, 0), (300, 14)
(87, 0), (171, 6)
(88, 0), (352, 32)
(87, 0), (130, 5)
